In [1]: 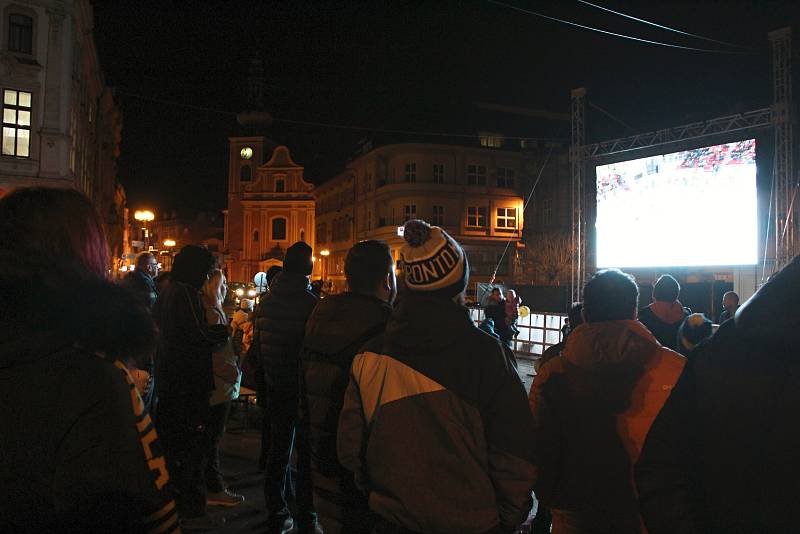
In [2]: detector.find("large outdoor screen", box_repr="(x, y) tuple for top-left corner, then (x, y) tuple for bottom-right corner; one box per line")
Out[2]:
(595, 139), (757, 268)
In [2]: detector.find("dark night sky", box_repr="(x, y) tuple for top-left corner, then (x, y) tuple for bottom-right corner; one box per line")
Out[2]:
(92, 0), (798, 212)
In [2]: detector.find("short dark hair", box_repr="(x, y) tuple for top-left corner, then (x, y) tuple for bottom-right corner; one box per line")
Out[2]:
(653, 274), (680, 302)
(284, 241), (313, 275)
(491, 288), (501, 294)
(171, 245), (215, 289)
(567, 302), (584, 330)
(345, 240), (393, 294)
(582, 269), (639, 322)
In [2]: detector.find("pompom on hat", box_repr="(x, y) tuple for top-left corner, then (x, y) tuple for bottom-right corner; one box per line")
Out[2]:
(400, 219), (468, 298)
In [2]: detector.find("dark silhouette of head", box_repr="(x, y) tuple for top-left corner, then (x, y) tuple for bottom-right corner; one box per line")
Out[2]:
(583, 269), (639, 323)
(567, 302), (584, 331)
(266, 265), (283, 286)
(0, 187), (109, 279)
(653, 274), (680, 302)
(171, 245), (216, 289)
(345, 239), (396, 301)
(284, 241), (313, 276)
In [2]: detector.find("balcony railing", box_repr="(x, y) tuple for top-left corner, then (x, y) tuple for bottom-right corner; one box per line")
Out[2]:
(469, 307), (567, 358)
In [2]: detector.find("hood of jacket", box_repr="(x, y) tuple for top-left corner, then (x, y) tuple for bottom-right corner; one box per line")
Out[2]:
(385, 293), (475, 353)
(735, 254), (800, 355)
(0, 251), (155, 369)
(268, 271), (313, 297)
(560, 320), (662, 409)
(303, 292), (392, 354)
(647, 300), (686, 324)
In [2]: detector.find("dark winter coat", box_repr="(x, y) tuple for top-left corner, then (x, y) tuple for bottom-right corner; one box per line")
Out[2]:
(121, 269), (158, 309)
(300, 292), (392, 532)
(153, 281), (228, 427)
(337, 293), (536, 533)
(529, 321), (685, 532)
(0, 253), (178, 533)
(484, 299), (511, 343)
(252, 271), (318, 395)
(635, 255), (800, 534)
(638, 301), (690, 351)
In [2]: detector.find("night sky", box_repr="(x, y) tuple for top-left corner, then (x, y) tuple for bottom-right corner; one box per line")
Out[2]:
(92, 0), (798, 212)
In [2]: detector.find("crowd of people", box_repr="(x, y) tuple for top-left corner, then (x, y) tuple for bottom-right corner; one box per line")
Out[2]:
(2, 186), (799, 534)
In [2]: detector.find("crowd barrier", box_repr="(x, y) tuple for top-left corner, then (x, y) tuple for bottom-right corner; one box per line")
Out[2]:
(469, 307), (568, 359)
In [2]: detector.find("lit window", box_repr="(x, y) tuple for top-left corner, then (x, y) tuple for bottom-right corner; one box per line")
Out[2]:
(8, 15), (33, 54)
(479, 133), (504, 148)
(467, 165), (487, 186)
(2, 89), (32, 157)
(496, 207), (517, 230)
(404, 204), (416, 222)
(497, 168), (515, 189)
(271, 218), (287, 241)
(275, 178), (285, 192)
(240, 166), (251, 181)
(404, 163), (416, 183)
(433, 164), (445, 184)
(466, 206), (487, 228)
(432, 205), (444, 226)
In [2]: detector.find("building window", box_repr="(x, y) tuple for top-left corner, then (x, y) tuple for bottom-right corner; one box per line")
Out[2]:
(433, 164), (445, 184)
(542, 197), (553, 226)
(467, 165), (487, 186)
(316, 223), (327, 243)
(253, 229), (259, 242)
(404, 204), (417, 222)
(2, 89), (31, 157)
(240, 165), (251, 181)
(271, 218), (287, 241)
(404, 163), (416, 183)
(275, 178), (285, 192)
(496, 207), (517, 230)
(466, 206), (487, 228)
(432, 205), (444, 226)
(8, 14), (33, 54)
(299, 229), (305, 242)
(479, 133), (504, 148)
(497, 168), (515, 189)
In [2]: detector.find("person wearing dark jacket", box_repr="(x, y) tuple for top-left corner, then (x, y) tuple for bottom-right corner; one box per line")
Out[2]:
(638, 274), (690, 351)
(122, 252), (160, 309)
(529, 268), (685, 533)
(484, 287), (512, 347)
(300, 240), (395, 534)
(635, 255), (800, 534)
(0, 187), (178, 534)
(154, 245), (228, 530)
(338, 220), (536, 534)
(717, 290), (739, 323)
(251, 241), (319, 534)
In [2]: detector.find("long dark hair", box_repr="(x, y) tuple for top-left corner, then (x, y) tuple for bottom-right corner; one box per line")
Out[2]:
(0, 187), (109, 278)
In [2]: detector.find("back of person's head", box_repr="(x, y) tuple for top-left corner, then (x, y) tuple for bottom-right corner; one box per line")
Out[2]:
(399, 219), (468, 298)
(653, 274), (680, 302)
(240, 298), (254, 312)
(678, 313), (713, 355)
(567, 302), (584, 330)
(171, 245), (215, 289)
(284, 241), (313, 275)
(345, 240), (393, 295)
(723, 290), (739, 305)
(583, 269), (639, 322)
(0, 187), (108, 278)
(266, 265), (283, 286)
(135, 252), (155, 270)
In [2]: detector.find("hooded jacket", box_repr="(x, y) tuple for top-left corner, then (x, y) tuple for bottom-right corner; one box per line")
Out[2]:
(636, 255), (800, 534)
(337, 293), (536, 533)
(638, 301), (690, 351)
(252, 271), (318, 394)
(0, 253), (178, 533)
(299, 292), (392, 531)
(529, 320), (685, 528)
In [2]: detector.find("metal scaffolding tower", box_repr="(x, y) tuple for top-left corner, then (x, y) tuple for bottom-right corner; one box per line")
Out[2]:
(570, 88), (586, 302)
(769, 27), (795, 271)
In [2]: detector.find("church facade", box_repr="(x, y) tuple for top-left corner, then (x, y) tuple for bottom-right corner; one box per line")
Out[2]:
(223, 138), (315, 283)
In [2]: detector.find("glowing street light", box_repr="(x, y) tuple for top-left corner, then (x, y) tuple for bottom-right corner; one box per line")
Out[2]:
(319, 249), (330, 287)
(163, 238), (176, 248)
(134, 210), (155, 250)
(319, 249), (330, 257)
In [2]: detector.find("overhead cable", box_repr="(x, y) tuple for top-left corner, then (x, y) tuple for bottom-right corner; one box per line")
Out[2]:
(488, 0), (753, 55)
(576, 0), (755, 50)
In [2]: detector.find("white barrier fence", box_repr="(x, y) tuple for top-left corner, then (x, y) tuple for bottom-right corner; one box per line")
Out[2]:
(469, 308), (568, 358)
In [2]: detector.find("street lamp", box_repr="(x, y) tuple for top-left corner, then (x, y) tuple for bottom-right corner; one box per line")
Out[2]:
(134, 210), (155, 250)
(319, 249), (330, 287)
(162, 238), (176, 271)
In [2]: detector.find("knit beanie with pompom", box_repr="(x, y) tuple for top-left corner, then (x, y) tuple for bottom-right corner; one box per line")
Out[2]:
(400, 219), (468, 298)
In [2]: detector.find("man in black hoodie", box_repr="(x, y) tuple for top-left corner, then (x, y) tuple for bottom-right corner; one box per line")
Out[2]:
(252, 242), (319, 534)
(299, 240), (396, 534)
(636, 255), (800, 533)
